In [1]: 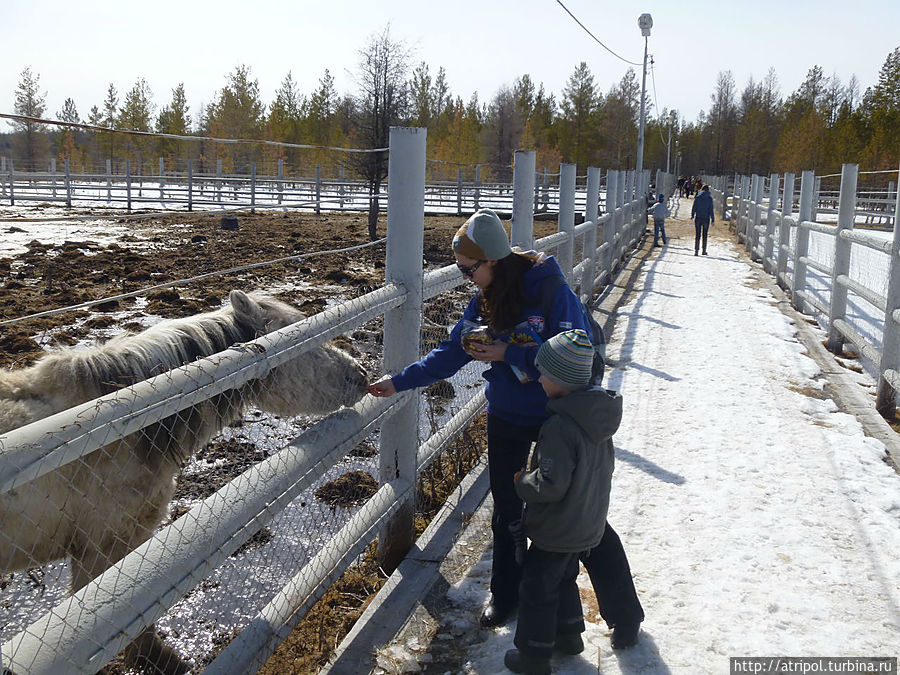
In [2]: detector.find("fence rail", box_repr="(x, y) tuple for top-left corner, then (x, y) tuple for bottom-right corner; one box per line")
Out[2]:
(707, 163), (900, 418)
(0, 156), (624, 217)
(0, 136), (662, 673)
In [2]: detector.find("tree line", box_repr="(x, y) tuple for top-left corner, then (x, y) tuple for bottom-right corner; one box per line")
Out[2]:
(6, 28), (899, 189)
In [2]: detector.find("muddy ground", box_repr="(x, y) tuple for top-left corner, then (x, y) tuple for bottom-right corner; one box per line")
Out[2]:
(0, 207), (556, 673)
(0, 209), (559, 368)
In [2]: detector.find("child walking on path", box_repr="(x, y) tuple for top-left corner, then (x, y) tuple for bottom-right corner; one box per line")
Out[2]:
(648, 193), (669, 247)
(504, 330), (634, 675)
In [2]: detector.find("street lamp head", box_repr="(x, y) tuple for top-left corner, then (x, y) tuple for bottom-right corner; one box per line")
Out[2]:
(638, 13), (653, 36)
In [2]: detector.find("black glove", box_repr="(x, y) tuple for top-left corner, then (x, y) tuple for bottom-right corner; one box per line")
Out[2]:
(508, 519), (527, 566)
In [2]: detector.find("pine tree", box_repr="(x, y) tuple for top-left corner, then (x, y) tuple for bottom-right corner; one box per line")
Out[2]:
(56, 98), (83, 167)
(118, 78), (155, 174)
(156, 83), (190, 169)
(207, 65), (265, 172)
(559, 62), (600, 171)
(598, 70), (639, 169)
(860, 47), (900, 169)
(11, 66), (49, 169)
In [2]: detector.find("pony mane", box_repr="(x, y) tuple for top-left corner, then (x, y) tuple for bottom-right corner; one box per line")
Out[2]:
(4, 299), (265, 408)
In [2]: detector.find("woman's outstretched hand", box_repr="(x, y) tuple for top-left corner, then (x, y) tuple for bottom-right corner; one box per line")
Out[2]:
(367, 378), (397, 397)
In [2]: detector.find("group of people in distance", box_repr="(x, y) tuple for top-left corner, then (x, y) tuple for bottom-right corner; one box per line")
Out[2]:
(368, 209), (644, 674)
(648, 183), (717, 255)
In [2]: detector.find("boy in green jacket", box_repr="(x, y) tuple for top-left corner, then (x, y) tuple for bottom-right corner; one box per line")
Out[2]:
(504, 329), (624, 675)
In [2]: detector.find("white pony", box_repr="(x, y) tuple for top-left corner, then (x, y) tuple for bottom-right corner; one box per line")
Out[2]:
(0, 289), (369, 674)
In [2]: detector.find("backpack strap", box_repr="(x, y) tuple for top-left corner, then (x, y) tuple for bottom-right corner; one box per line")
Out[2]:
(537, 274), (567, 329)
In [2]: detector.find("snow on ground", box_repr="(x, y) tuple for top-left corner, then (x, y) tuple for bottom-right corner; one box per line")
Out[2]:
(419, 205), (900, 673)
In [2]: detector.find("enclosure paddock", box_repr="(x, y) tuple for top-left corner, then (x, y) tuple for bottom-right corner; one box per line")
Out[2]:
(0, 290), (368, 674)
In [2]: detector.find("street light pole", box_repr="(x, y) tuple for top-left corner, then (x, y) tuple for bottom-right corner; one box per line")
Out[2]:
(636, 13), (652, 195)
(665, 112), (675, 175)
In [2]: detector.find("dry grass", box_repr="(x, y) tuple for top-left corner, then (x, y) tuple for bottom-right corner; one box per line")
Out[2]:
(257, 415), (488, 675)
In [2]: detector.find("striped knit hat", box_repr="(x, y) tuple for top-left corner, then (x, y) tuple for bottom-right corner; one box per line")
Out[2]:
(535, 329), (593, 389)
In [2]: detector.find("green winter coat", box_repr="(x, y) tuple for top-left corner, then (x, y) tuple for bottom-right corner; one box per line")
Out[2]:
(514, 387), (623, 553)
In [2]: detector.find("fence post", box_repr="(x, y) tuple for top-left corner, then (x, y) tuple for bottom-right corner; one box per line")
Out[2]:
(215, 159), (222, 203)
(277, 159), (284, 205)
(876, 165), (900, 417)
(64, 158), (72, 208)
(583, 166), (600, 303)
(826, 163), (859, 353)
(474, 165), (481, 210)
(812, 176), (822, 222)
(186, 159), (192, 212)
(511, 150), (536, 250)
(558, 163), (576, 284)
(604, 170), (619, 277)
(746, 175), (759, 256)
(51, 158), (57, 199)
(791, 171), (815, 312)
(8, 159), (14, 206)
(251, 163), (258, 214)
(126, 160), (132, 212)
(379, 126), (426, 572)
(314, 164), (320, 216)
(764, 173), (779, 273)
(457, 167), (463, 216)
(339, 163), (345, 209)
(776, 172), (795, 290)
(159, 157), (165, 200)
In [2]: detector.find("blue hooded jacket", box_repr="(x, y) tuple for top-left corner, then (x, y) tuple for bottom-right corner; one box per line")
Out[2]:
(691, 188), (715, 222)
(391, 255), (590, 426)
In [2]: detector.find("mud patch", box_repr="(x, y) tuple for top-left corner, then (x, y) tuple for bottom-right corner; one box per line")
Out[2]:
(315, 470), (378, 507)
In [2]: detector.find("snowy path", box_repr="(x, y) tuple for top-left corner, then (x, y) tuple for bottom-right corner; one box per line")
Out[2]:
(431, 209), (900, 674)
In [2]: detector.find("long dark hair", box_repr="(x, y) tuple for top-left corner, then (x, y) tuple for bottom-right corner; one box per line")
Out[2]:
(480, 251), (542, 333)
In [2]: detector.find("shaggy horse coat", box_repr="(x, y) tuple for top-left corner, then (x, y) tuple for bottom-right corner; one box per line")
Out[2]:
(0, 290), (368, 674)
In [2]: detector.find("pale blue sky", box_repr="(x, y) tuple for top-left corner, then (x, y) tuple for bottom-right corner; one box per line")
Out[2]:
(3, 0), (898, 130)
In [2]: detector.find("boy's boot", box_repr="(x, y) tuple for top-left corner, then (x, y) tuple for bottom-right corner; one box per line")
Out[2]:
(611, 621), (641, 649)
(504, 649), (551, 675)
(555, 632), (584, 655)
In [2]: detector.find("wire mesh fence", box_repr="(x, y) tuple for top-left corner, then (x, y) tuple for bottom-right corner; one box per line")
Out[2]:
(1, 134), (656, 673)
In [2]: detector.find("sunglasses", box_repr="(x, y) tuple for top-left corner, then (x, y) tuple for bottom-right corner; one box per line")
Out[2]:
(457, 260), (485, 278)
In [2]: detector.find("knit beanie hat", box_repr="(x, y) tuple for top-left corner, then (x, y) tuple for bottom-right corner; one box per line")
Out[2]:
(535, 329), (594, 389)
(452, 209), (512, 261)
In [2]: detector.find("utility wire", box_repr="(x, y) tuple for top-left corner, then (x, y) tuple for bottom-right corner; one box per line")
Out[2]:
(0, 113), (388, 153)
(554, 0), (642, 67)
(649, 58), (670, 147)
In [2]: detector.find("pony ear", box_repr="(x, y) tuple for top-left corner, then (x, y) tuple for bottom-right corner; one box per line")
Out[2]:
(229, 290), (264, 325)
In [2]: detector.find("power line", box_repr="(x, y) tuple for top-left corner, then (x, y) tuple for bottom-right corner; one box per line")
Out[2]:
(0, 113), (388, 153)
(554, 0), (642, 67)
(649, 57), (669, 147)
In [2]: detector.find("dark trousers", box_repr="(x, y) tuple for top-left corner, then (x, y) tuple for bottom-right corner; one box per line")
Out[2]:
(514, 545), (584, 657)
(694, 219), (710, 252)
(582, 523), (645, 627)
(653, 219), (667, 245)
(486, 414), (540, 605)
(487, 414), (644, 628)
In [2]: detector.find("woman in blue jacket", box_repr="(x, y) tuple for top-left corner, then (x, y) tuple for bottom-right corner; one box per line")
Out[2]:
(368, 209), (642, 637)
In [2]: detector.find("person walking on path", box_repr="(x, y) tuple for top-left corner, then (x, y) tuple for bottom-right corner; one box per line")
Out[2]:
(691, 184), (715, 255)
(648, 193), (670, 247)
(366, 209), (642, 633)
(504, 330), (637, 674)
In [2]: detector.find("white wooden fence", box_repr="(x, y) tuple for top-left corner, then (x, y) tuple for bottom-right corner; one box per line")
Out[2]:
(708, 164), (900, 416)
(0, 129), (661, 674)
(0, 155), (628, 217)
